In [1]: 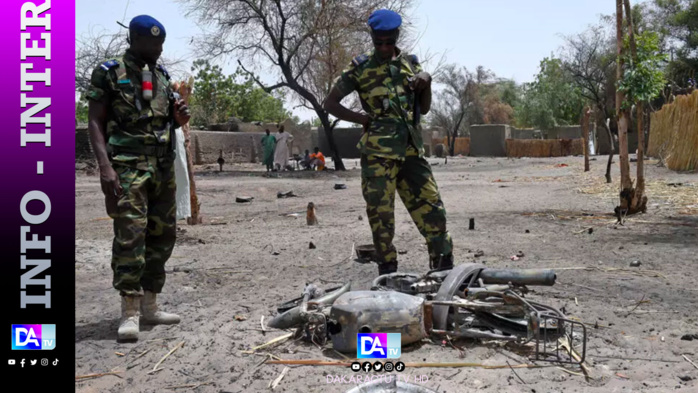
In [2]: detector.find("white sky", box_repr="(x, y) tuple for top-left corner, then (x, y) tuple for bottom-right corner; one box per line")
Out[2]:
(76, 0), (629, 121)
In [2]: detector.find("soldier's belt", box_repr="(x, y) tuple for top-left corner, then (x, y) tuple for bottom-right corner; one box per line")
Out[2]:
(111, 144), (171, 158)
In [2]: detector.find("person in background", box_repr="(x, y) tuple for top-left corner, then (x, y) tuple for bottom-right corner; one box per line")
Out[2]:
(309, 147), (326, 171)
(261, 129), (276, 172)
(273, 125), (294, 171)
(300, 149), (312, 170)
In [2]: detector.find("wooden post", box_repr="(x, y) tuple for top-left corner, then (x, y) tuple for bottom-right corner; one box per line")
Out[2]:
(582, 106), (591, 172)
(178, 78), (202, 225)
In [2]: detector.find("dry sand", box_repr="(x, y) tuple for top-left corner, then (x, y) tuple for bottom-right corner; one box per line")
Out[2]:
(75, 155), (698, 392)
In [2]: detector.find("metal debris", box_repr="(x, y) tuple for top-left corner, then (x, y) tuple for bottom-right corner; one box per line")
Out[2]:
(268, 264), (586, 365)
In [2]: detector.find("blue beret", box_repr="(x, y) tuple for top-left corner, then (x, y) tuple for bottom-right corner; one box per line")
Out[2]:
(368, 9), (402, 32)
(129, 15), (166, 38)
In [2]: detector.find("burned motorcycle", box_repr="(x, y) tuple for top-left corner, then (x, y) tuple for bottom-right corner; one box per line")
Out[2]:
(268, 263), (586, 364)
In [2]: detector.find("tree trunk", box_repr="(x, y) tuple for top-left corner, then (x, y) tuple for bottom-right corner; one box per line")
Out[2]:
(184, 124), (202, 225)
(317, 111), (346, 171)
(274, 66), (347, 171)
(623, 0), (647, 214)
(634, 102), (647, 212)
(600, 109), (614, 183)
(582, 106), (591, 172)
(616, 0), (633, 218)
(445, 131), (452, 157)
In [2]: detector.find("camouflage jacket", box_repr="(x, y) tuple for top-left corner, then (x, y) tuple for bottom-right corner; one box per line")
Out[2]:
(333, 48), (424, 159)
(86, 50), (176, 169)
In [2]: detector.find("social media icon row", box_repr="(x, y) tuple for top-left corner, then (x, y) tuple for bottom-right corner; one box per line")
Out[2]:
(350, 361), (405, 372)
(8, 358), (57, 367)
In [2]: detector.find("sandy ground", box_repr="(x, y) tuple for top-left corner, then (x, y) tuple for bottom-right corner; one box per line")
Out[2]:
(75, 155), (698, 393)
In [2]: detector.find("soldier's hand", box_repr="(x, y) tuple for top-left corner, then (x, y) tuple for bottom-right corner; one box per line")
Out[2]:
(358, 114), (371, 133)
(412, 72), (432, 93)
(174, 99), (191, 126)
(99, 165), (122, 198)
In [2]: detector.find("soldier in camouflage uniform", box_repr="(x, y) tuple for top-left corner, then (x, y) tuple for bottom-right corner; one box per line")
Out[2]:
(86, 15), (190, 341)
(324, 9), (454, 275)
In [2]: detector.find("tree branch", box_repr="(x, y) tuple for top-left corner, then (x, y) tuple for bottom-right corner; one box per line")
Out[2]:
(237, 60), (287, 92)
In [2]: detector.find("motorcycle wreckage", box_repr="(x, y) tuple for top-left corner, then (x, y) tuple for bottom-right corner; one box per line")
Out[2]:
(268, 263), (587, 364)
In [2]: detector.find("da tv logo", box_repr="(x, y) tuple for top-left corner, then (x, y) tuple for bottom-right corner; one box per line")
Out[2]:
(11, 325), (56, 350)
(357, 333), (401, 359)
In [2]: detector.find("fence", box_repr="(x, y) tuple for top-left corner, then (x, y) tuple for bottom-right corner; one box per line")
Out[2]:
(432, 137), (470, 156)
(506, 139), (584, 158)
(648, 90), (698, 171)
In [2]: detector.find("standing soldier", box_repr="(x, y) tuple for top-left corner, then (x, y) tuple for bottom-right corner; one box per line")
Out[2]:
(86, 15), (190, 341)
(324, 9), (454, 275)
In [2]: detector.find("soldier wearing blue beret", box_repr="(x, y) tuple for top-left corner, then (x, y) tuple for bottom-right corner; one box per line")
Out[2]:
(86, 15), (190, 341)
(324, 10), (454, 276)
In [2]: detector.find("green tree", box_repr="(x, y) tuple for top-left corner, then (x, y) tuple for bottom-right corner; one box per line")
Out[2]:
(189, 59), (291, 127)
(618, 31), (668, 107)
(648, 0), (698, 87)
(496, 79), (522, 110)
(515, 57), (584, 130)
(430, 65), (517, 155)
(76, 98), (89, 124)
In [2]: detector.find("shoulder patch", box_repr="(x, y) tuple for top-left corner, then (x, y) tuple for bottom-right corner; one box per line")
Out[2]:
(100, 59), (120, 71)
(408, 54), (419, 65)
(352, 54), (370, 67)
(157, 64), (170, 80)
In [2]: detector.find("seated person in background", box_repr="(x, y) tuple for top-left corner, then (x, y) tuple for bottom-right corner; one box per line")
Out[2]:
(300, 149), (312, 170)
(309, 147), (326, 171)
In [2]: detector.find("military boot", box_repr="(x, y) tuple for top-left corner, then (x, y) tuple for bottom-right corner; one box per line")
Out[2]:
(377, 261), (398, 276)
(118, 295), (140, 341)
(430, 254), (454, 271)
(140, 291), (181, 325)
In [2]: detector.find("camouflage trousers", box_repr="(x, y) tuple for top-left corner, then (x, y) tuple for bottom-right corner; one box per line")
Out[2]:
(107, 160), (176, 296)
(361, 146), (453, 267)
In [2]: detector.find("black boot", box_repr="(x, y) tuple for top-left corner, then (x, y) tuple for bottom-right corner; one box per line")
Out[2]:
(378, 261), (398, 275)
(430, 254), (454, 271)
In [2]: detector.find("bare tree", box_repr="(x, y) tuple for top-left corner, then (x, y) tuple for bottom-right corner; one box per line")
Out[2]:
(75, 28), (129, 95)
(430, 65), (501, 155)
(76, 27), (186, 96)
(179, 0), (416, 170)
(562, 25), (617, 182)
(430, 65), (475, 155)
